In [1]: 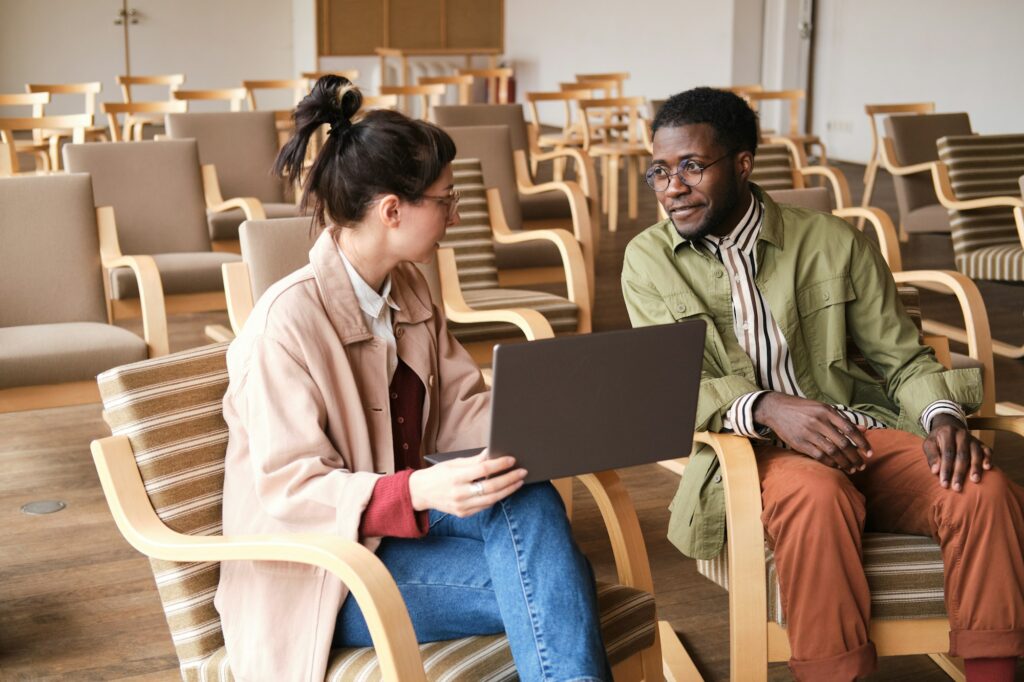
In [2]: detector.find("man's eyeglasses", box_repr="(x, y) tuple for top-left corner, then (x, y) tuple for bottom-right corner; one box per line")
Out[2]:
(422, 188), (461, 220)
(645, 152), (734, 192)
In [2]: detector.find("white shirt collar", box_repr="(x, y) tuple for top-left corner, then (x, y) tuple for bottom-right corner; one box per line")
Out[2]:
(337, 243), (400, 321)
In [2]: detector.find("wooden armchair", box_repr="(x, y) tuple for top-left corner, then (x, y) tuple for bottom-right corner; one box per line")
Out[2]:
(418, 74), (474, 105)
(116, 73), (185, 139)
(171, 87), (248, 112)
(456, 67), (513, 104)
(861, 103), (935, 217)
(101, 100), (187, 141)
(0, 174), (166, 413)
(0, 96), (90, 176)
(379, 84), (446, 121)
(25, 82), (108, 167)
(742, 89), (825, 165)
(442, 120), (598, 294)
(576, 72), (629, 98)
(578, 97), (651, 232)
(751, 139), (852, 209)
(63, 139), (249, 322)
(90, 332), (691, 679)
(661, 282), (1016, 680)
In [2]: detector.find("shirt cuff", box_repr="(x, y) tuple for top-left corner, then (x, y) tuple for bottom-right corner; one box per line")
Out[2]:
(358, 469), (430, 539)
(723, 390), (772, 439)
(921, 399), (967, 432)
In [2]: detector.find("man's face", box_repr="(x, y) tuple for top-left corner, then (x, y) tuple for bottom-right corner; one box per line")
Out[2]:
(650, 123), (751, 241)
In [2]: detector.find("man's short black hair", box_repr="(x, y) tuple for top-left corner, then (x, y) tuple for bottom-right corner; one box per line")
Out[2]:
(652, 87), (759, 156)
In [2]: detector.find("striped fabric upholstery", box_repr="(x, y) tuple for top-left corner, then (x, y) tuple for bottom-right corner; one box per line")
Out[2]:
(695, 289), (946, 625)
(751, 144), (799, 192)
(193, 582), (655, 681)
(937, 134), (1024, 281)
(447, 158), (580, 342)
(98, 345), (654, 680)
(697, 533), (946, 625)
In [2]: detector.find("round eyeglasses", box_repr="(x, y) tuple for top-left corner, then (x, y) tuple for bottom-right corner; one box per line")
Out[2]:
(421, 188), (461, 220)
(645, 152), (734, 192)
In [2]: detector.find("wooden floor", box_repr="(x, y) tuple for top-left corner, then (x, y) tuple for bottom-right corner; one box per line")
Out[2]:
(1, 161), (1022, 681)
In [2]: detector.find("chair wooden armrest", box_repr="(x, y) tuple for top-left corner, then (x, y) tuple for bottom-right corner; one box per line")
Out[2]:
(832, 207), (903, 271)
(932, 161), (1024, 212)
(576, 470), (654, 593)
(966, 415), (1024, 438)
(201, 164), (268, 220)
(90, 434), (426, 681)
(486, 189), (593, 330)
(95, 206), (169, 357)
(800, 164), (852, 209)
(522, 147), (598, 199)
(222, 261), (255, 335)
(880, 137), (935, 176)
(692, 431), (769, 675)
(204, 324), (235, 343)
(437, 247), (554, 340)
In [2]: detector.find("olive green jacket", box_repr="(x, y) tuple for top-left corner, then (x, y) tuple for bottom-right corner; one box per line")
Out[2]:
(621, 187), (983, 560)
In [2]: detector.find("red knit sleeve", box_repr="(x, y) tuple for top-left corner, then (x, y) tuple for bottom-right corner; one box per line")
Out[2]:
(358, 469), (430, 539)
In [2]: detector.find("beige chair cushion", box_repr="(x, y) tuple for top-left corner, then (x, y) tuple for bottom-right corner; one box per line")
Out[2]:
(451, 288), (580, 343)
(495, 238), (566, 271)
(98, 344), (653, 681)
(208, 202), (302, 241)
(0, 322), (148, 389)
(884, 113), (972, 229)
(698, 533), (947, 626)
(165, 111), (286, 204)
(937, 133), (1024, 281)
(434, 104), (530, 154)
(64, 140), (212, 256)
(519, 189), (573, 222)
(903, 203), (952, 234)
(767, 187), (832, 213)
(0, 173), (108, 327)
(239, 217), (319, 300)
(110, 252), (240, 299)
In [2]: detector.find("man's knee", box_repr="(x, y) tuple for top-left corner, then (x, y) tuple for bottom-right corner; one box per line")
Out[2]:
(943, 469), (1023, 521)
(762, 463), (865, 529)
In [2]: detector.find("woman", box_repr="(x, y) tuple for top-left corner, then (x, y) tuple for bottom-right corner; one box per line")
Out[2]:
(214, 76), (609, 682)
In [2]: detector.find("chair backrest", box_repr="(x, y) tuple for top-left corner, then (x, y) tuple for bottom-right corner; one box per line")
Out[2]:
(751, 143), (801, 192)
(96, 343), (231, 678)
(434, 104), (530, 154)
(26, 82), (102, 121)
(101, 100), (188, 141)
(171, 88), (248, 112)
(937, 133), (1024, 271)
(743, 90), (804, 136)
(524, 91), (587, 147)
(379, 84), (445, 120)
(166, 111), (285, 203)
(0, 173), (107, 327)
(884, 112), (972, 216)
(444, 125), (523, 231)
(117, 73), (185, 103)
(64, 139), (211, 255)
(767, 186), (832, 213)
(456, 68), (513, 104)
(576, 72), (628, 98)
(418, 74), (473, 105)
(577, 97), (645, 147)
(446, 158), (500, 290)
(0, 112), (89, 174)
(242, 79), (308, 111)
(239, 217), (319, 300)
(302, 69), (360, 84)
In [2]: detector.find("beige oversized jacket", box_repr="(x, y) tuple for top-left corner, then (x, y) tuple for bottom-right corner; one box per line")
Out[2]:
(215, 230), (490, 681)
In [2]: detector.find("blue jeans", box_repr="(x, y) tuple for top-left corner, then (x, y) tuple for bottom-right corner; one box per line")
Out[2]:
(333, 482), (610, 682)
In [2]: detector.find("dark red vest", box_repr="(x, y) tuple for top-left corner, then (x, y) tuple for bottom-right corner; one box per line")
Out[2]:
(389, 357), (426, 472)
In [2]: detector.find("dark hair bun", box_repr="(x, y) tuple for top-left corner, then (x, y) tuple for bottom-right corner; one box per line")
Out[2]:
(307, 75), (362, 132)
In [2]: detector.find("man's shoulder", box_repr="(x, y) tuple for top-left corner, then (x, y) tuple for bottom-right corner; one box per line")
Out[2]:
(774, 202), (861, 247)
(624, 219), (678, 263)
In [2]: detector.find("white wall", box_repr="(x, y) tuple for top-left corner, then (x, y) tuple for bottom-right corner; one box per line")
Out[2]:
(0, 0), (295, 113)
(811, 0), (1024, 163)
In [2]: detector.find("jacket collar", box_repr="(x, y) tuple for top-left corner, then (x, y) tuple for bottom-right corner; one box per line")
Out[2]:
(309, 230), (433, 345)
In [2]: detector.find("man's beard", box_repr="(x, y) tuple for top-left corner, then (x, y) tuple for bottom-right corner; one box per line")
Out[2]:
(673, 175), (741, 241)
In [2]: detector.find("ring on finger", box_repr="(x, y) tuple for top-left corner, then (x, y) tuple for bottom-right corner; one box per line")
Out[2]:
(471, 480), (485, 497)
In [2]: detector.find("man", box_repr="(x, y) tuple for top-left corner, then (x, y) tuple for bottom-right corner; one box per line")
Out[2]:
(622, 87), (1024, 681)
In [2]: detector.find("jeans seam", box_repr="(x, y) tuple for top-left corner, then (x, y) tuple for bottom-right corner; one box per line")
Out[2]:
(500, 495), (553, 680)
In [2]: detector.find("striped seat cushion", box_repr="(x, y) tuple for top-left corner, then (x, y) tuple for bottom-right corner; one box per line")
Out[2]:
(937, 134), (1024, 282)
(190, 582), (655, 681)
(751, 144), (799, 192)
(450, 288), (580, 343)
(697, 533), (946, 626)
(97, 343), (231, 679)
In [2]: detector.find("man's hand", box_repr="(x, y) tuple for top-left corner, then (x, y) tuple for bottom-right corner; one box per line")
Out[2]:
(752, 392), (873, 473)
(923, 413), (992, 492)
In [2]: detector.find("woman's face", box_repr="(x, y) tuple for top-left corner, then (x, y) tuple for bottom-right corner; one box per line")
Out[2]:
(400, 164), (460, 264)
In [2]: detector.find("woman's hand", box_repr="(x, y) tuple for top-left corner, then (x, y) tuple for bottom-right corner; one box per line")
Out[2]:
(408, 450), (527, 517)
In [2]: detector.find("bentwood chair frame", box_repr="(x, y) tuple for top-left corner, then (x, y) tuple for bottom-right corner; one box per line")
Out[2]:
(0, 92), (59, 173)
(116, 74), (185, 138)
(524, 90), (597, 188)
(101, 101), (188, 141)
(25, 82), (109, 167)
(456, 67), (513, 104)
(379, 84), (446, 121)
(575, 72), (630, 98)
(172, 88), (249, 112)
(860, 103), (936, 223)
(756, 137), (853, 208)
(418, 74), (474, 106)
(742, 89), (826, 165)
(0, 110), (90, 176)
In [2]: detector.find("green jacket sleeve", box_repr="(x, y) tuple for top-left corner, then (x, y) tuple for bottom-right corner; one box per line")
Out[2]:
(844, 228), (983, 434)
(621, 243), (760, 433)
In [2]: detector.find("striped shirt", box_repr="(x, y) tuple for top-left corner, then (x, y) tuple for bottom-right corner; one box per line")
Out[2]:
(700, 195), (964, 438)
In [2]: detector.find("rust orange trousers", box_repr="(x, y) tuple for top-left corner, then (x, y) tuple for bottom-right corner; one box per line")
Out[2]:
(757, 428), (1024, 681)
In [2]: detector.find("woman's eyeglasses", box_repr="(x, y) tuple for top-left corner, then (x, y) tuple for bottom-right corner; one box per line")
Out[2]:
(422, 188), (461, 220)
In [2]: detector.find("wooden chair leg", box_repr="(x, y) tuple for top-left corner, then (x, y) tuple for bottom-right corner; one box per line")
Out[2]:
(553, 154), (566, 182)
(601, 156), (610, 215)
(858, 157), (879, 230)
(627, 155), (638, 220)
(927, 653), (966, 681)
(607, 155), (620, 232)
(659, 620), (704, 681)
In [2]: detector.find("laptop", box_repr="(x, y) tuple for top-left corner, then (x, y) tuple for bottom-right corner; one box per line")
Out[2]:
(425, 320), (706, 483)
